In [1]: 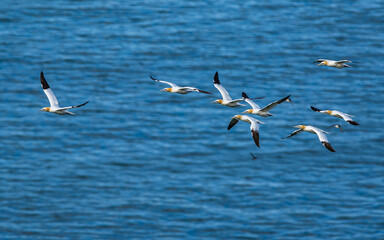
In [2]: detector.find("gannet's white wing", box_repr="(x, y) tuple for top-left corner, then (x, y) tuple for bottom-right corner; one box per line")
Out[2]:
(336, 60), (352, 63)
(242, 92), (260, 110)
(334, 111), (359, 125)
(249, 117), (261, 148)
(181, 87), (211, 94)
(150, 76), (179, 88)
(282, 129), (303, 139)
(260, 95), (291, 112)
(213, 72), (232, 101)
(57, 101), (89, 111)
(308, 126), (336, 152)
(41, 71), (59, 108)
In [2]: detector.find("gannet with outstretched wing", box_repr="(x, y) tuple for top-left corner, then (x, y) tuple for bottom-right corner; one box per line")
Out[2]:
(212, 72), (245, 107)
(282, 125), (336, 152)
(311, 106), (359, 125)
(242, 92), (291, 117)
(40, 71), (88, 115)
(150, 76), (211, 94)
(313, 59), (356, 69)
(227, 115), (265, 148)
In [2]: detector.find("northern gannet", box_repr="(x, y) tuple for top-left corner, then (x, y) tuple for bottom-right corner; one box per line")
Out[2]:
(242, 92), (291, 117)
(227, 115), (265, 148)
(283, 125), (336, 152)
(311, 106), (359, 125)
(313, 59), (355, 69)
(328, 124), (343, 133)
(212, 72), (246, 107)
(40, 71), (89, 115)
(150, 76), (211, 94)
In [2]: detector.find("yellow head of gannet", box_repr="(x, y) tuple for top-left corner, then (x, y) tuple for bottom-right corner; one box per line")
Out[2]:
(242, 109), (253, 114)
(294, 125), (306, 130)
(318, 60), (327, 66)
(40, 107), (50, 112)
(212, 99), (223, 104)
(160, 88), (172, 92)
(326, 110), (332, 115)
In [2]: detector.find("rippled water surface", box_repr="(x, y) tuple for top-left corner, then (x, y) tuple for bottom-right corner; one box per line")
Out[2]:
(1, 0), (384, 239)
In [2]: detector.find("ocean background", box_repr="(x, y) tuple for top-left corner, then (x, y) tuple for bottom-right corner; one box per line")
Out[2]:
(1, 0), (383, 239)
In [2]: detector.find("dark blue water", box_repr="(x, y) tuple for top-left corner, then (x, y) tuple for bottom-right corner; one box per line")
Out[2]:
(1, 1), (383, 239)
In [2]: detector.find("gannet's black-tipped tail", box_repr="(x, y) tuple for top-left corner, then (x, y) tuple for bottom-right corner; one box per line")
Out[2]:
(310, 106), (321, 112)
(213, 72), (220, 84)
(347, 120), (359, 126)
(251, 130), (260, 148)
(40, 71), (50, 89)
(322, 141), (336, 152)
(242, 92), (249, 99)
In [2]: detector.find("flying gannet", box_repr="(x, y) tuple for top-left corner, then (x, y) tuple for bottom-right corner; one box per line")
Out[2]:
(40, 71), (89, 115)
(150, 76), (211, 94)
(242, 92), (291, 117)
(328, 124), (343, 133)
(311, 106), (359, 125)
(227, 115), (265, 148)
(212, 72), (246, 107)
(313, 59), (355, 69)
(283, 125), (336, 152)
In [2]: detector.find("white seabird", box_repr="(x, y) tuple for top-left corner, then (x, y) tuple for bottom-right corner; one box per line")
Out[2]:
(150, 76), (211, 94)
(311, 106), (359, 125)
(212, 72), (246, 107)
(283, 125), (336, 152)
(40, 71), (89, 115)
(242, 92), (291, 117)
(328, 124), (343, 133)
(227, 115), (265, 148)
(313, 59), (356, 69)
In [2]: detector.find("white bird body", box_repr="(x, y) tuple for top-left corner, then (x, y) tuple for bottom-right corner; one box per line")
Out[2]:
(40, 71), (88, 115)
(311, 106), (359, 125)
(227, 115), (265, 148)
(212, 72), (245, 107)
(242, 92), (291, 117)
(150, 76), (211, 95)
(313, 59), (353, 69)
(283, 125), (336, 152)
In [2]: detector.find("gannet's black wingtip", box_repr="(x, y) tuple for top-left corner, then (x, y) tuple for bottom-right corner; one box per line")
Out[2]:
(310, 106), (321, 112)
(40, 71), (50, 89)
(150, 75), (158, 81)
(347, 120), (359, 126)
(214, 72), (220, 84)
(242, 92), (249, 99)
(322, 141), (336, 152)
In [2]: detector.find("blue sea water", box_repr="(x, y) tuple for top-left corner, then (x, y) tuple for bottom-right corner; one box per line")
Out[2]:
(0, 0), (383, 239)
